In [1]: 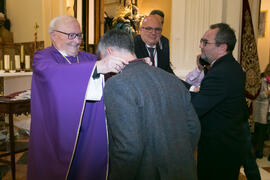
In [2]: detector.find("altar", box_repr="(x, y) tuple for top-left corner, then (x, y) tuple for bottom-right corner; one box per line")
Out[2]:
(0, 72), (32, 96)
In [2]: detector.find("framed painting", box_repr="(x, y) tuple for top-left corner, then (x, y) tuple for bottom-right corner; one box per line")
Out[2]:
(75, 0), (95, 49)
(121, 0), (137, 6)
(258, 11), (267, 38)
(0, 0), (5, 14)
(104, 0), (120, 5)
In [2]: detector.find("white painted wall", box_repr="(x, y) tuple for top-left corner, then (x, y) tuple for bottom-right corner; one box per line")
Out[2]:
(6, 0), (43, 43)
(137, 0), (172, 42)
(6, 0), (69, 46)
(171, 0), (242, 79)
(6, 0), (256, 72)
(249, 0), (260, 37)
(258, 0), (270, 72)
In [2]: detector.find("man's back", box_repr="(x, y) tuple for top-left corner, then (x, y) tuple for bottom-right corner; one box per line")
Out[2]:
(104, 61), (200, 180)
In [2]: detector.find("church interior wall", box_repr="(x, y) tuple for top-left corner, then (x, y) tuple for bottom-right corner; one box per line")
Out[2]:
(258, 0), (270, 73)
(6, 0), (44, 43)
(5, 0), (265, 78)
(7, 0), (171, 48)
(171, 0), (242, 79)
(136, 0), (171, 42)
(104, 0), (171, 44)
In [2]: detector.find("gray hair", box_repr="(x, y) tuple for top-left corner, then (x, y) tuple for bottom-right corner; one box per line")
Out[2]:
(97, 30), (134, 57)
(48, 15), (79, 34)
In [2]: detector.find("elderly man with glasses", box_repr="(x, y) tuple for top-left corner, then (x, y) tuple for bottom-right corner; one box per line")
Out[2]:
(134, 15), (174, 74)
(27, 15), (128, 180)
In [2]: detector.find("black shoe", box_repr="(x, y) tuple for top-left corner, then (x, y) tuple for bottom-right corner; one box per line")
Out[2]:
(268, 155), (270, 161)
(256, 151), (263, 159)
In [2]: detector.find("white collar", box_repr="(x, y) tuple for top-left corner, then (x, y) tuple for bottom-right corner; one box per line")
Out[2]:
(58, 50), (68, 57)
(57, 49), (77, 57)
(210, 60), (217, 67)
(146, 44), (156, 49)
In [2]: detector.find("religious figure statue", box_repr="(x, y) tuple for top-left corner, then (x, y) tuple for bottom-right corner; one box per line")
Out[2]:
(112, 0), (144, 36)
(0, 12), (13, 44)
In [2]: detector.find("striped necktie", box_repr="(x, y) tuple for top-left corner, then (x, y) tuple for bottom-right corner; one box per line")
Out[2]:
(148, 47), (155, 66)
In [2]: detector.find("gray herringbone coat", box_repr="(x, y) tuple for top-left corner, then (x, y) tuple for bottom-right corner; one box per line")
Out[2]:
(104, 61), (200, 180)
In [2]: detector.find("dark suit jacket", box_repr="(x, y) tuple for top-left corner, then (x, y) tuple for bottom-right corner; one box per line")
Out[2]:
(104, 61), (200, 180)
(191, 53), (249, 176)
(134, 35), (174, 74)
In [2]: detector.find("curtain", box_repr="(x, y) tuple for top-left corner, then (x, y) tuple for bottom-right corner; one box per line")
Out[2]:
(240, 0), (261, 100)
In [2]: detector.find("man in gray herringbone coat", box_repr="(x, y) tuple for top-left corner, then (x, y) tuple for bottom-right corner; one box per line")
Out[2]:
(99, 29), (200, 180)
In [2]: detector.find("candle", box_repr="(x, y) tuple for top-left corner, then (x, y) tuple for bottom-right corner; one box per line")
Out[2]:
(20, 45), (24, 63)
(25, 55), (30, 70)
(0, 59), (3, 71)
(15, 55), (21, 70)
(4, 55), (10, 71)
(10, 60), (15, 72)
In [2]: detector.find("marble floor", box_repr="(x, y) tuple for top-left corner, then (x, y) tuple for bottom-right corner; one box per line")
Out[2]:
(0, 138), (28, 180)
(0, 116), (270, 180)
(1, 148), (270, 180)
(0, 115), (29, 180)
(239, 156), (270, 180)
(1, 151), (27, 180)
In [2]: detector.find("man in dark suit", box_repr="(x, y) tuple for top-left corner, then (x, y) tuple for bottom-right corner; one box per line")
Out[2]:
(191, 23), (250, 180)
(134, 15), (174, 74)
(99, 29), (200, 180)
(149, 9), (170, 62)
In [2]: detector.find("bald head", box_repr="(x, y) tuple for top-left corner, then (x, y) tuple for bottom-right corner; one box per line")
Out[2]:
(140, 15), (162, 46)
(49, 15), (79, 34)
(141, 15), (162, 27)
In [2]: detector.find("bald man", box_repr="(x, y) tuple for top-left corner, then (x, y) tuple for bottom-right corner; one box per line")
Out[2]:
(134, 15), (174, 74)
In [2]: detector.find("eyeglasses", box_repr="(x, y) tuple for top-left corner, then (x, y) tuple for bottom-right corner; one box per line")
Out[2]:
(200, 39), (216, 47)
(142, 27), (162, 33)
(54, 30), (83, 40)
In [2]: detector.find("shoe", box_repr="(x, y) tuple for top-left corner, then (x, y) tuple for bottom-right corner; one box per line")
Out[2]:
(256, 151), (263, 159)
(268, 155), (270, 161)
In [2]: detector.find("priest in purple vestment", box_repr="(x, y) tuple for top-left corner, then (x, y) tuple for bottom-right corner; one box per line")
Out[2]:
(27, 15), (128, 180)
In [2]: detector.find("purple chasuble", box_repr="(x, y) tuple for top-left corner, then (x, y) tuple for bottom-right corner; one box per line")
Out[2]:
(27, 46), (108, 180)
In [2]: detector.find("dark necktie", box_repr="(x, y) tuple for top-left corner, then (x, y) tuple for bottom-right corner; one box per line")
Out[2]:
(148, 47), (155, 66)
(203, 65), (211, 75)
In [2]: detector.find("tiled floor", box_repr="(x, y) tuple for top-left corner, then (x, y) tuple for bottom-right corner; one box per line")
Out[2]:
(0, 140), (28, 180)
(240, 156), (270, 180)
(1, 152), (27, 180)
(0, 114), (29, 180)
(2, 149), (270, 180)
(0, 118), (270, 180)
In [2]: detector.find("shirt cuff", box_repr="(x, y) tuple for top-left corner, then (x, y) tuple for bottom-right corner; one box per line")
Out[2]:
(189, 85), (196, 92)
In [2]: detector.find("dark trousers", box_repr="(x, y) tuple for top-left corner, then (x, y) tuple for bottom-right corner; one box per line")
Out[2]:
(254, 122), (268, 157)
(197, 140), (242, 180)
(197, 123), (260, 180)
(243, 122), (261, 180)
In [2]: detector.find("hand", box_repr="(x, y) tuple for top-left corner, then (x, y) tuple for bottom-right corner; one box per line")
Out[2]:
(196, 54), (203, 71)
(96, 55), (129, 74)
(194, 86), (200, 92)
(143, 57), (152, 66)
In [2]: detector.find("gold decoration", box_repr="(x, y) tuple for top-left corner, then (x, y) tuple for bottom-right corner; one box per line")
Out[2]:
(240, 9), (261, 99)
(34, 22), (39, 52)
